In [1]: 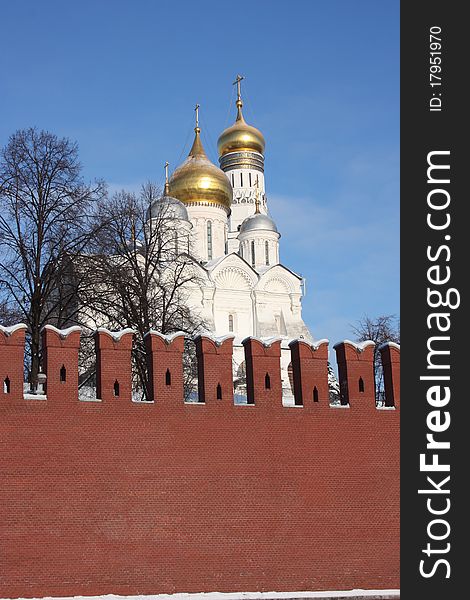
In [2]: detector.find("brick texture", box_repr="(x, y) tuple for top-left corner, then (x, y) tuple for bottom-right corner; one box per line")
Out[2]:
(145, 331), (185, 403)
(0, 328), (399, 598)
(42, 326), (81, 402)
(243, 337), (282, 407)
(379, 344), (400, 408)
(0, 325), (27, 402)
(289, 339), (329, 406)
(195, 334), (234, 404)
(94, 329), (134, 403)
(334, 341), (376, 408)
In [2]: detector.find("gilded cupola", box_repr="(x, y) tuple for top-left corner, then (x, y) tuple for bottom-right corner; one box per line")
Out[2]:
(169, 107), (233, 212)
(217, 76), (266, 158)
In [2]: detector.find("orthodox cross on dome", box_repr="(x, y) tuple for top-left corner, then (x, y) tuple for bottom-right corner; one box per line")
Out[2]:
(195, 103), (200, 129)
(164, 161), (170, 195)
(233, 74), (244, 103)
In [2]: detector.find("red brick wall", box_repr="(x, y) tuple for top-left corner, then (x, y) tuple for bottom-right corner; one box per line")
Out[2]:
(94, 328), (134, 403)
(243, 337), (282, 407)
(380, 343), (401, 408)
(195, 334), (234, 404)
(0, 324), (27, 402)
(0, 329), (399, 598)
(42, 325), (81, 402)
(289, 339), (329, 406)
(334, 341), (376, 407)
(145, 331), (185, 403)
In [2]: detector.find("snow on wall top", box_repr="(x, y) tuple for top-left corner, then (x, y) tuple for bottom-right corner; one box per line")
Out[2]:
(96, 327), (136, 341)
(194, 333), (236, 346)
(378, 341), (400, 351)
(0, 323), (28, 336)
(333, 339), (375, 352)
(42, 324), (82, 338)
(144, 330), (186, 344)
(242, 335), (283, 348)
(288, 338), (329, 350)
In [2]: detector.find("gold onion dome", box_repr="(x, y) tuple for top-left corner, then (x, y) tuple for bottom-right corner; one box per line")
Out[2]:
(217, 98), (265, 157)
(169, 125), (233, 211)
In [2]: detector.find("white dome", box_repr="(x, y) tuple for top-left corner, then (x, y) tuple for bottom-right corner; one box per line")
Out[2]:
(146, 195), (189, 222)
(239, 212), (278, 234)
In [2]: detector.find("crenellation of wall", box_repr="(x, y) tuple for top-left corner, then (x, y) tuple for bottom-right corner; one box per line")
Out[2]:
(0, 324), (28, 403)
(334, 340), (376, 407)
(145, 331), (185, 404)
(289, 339), (329, 407)
(42, 325), (81, 401)
(94, 328), (134, 403)
(195, 334), (235, 404)
(242, 336), (282, 407)
(0, 324), (400, 598)
(379, 342), (401, 408)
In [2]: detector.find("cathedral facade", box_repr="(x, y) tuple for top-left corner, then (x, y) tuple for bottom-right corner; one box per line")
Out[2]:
(147, 80), (313, 400)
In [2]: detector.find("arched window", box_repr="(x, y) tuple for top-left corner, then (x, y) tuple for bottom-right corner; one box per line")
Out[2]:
(240, 172), (244, 187)
(313, 386), (319, 402)
(265, 373), (271, 390)
(265, 241), (270, 265)
(251, 240), (255, 267)
(3, 377), (10, 394)
(216, 383), (222, 400)
(207, 221), (213, 260)
(228, 314), (234, 332)
(231, 172), (235, 186)
(113, 380), (120, 397)
(174, 230), (179, 255)
(60, 365), (66, 383)
(359, 377), (365, 393)
(165, 369), (171, 386)
(249, 172), (252, 187)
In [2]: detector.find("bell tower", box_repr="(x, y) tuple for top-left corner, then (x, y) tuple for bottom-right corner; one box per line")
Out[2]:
(218, 76), (268, 254)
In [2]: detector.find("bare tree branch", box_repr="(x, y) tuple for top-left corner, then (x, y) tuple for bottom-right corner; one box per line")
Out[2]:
(351, 314), (400, 405)
(0, 127), (106, 389)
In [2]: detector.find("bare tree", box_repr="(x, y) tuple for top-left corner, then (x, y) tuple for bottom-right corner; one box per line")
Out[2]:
(0, 297), (22, 326)
(0, 128), (106, 389)
(351, 314), (400, 405)
(78, 184), (206, 400)
(328, 362), (340, 404)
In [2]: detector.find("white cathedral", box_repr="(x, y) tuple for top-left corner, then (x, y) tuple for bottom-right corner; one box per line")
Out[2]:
(146, 77), (313, 400)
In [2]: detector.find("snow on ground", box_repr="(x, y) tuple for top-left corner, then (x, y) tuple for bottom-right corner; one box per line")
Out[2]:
(0, 591), (400, 600)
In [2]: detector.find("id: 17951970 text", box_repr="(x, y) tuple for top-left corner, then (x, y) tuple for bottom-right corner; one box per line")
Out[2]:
(429, 26), (443, 112)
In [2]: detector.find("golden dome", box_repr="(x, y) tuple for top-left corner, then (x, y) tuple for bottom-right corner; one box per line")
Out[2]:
(218, 99), (265, 157)
(169, 126), (233, 211)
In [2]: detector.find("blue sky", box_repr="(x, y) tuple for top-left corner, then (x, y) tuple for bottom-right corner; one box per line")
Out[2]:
(0, 0), (399, 347)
